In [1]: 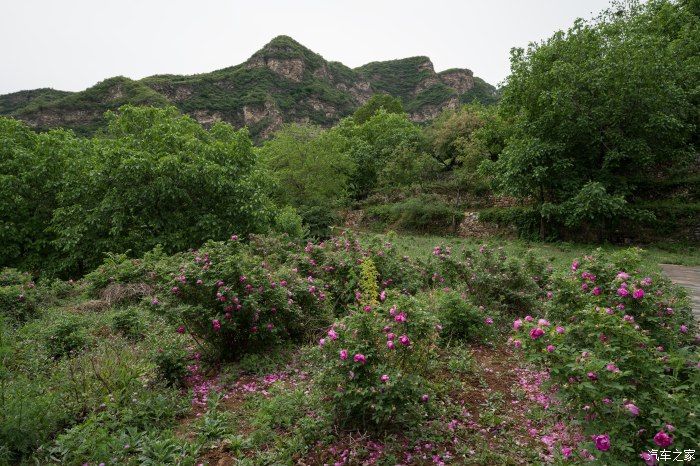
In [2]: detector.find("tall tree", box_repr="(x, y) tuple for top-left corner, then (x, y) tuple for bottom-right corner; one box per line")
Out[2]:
(485, 0), (699, 238)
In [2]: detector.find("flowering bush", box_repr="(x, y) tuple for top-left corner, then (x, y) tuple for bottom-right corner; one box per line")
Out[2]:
(297, 232), (427, 308)
(167, 237), (333, 360)
(316, 294), (439, 430)
(513, 250), (698, 463)
(428, 244), (547, 315)
(547, 248), (696, 349)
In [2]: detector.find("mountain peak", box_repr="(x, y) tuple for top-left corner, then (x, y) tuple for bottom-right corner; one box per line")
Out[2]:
(250, 35), (321, 62)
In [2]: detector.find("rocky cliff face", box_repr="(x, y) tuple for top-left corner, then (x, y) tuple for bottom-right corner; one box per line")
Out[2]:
(1, 36), (497, 140)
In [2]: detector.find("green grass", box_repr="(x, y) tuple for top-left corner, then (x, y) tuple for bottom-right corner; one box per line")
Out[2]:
(360, 232), (700, 269)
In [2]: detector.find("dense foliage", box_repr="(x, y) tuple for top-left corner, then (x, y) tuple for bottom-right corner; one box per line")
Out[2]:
(484, 0), (699, 239)
(1, 106), (274, 277)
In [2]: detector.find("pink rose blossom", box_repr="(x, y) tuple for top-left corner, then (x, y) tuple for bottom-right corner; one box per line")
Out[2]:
(625, 403), (640, 416)
(640, 452), (658, 466)
(353, 353), (367, 364)
(529, 327), (545, 339)
(653, 430), (673, 447)
(606, 363), (620, 373)
(594, 434), (610, 451)
(339, 349), (348, 360)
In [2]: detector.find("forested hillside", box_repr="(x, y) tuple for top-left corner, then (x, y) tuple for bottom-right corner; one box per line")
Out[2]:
(0, 36), (498, 140)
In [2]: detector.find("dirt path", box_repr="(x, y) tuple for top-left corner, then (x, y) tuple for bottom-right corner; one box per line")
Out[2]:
(660, 264), (700, 323)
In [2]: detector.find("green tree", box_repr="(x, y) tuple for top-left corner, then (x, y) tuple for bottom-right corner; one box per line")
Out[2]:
(485, 0), (699, 238)
(352, 94), (405, 124)
(50, 105), (273, 276)
(259, 123), (354, 208)
(337, 110), (426, 199)
(0, 119), (73, 273)
(425, 104), (490, 171)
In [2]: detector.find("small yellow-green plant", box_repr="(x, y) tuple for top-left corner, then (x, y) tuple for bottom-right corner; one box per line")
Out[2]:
(358, 258), (379, 308)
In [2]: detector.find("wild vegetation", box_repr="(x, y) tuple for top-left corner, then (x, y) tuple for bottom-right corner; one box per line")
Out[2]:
(0, 0), (698, 465)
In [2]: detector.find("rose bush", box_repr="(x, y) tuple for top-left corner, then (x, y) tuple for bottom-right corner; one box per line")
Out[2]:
(296, 231), (427, 308)
(514, 251), (699, 463)
(546, 248), (695, 350)
(165, 236), (333, 360)
(316, 293), (439, 430)
(431, 289), (498, 343)
(0, 269), (38, 324)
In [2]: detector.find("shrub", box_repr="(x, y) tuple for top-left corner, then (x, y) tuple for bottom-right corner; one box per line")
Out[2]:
(112, 308), (145, 340)
(50, 105), (275, 276)
(432, 290), (496, 343)
(167, 238), (332, 360)
(0, 374), (69, 462)
(273, 205), (308, 241)
(299, 232), (427, 308)
(0, 269), (37, 324)
(514, 306), (699, 463)
(152, 341), (189, 387)
(296, 204), (339, 239)
(316, 294), (439, 430)
(547, 248), (696, 349)
(45, 318), (89, 358)
(429, 244), (546, 315)
(365, 195), (461, 233)
(358, 258), (380, 307)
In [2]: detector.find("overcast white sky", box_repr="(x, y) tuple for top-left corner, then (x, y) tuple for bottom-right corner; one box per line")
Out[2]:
(1, 0), (614, 94)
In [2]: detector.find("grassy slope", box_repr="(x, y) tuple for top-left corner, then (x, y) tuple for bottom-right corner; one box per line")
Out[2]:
(366, 233), (700, 268)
